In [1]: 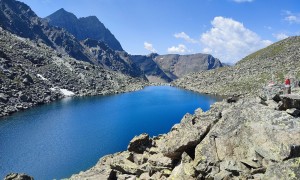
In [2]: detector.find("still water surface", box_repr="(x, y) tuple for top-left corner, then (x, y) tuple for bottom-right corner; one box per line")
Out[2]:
(0, 86), (221, 179)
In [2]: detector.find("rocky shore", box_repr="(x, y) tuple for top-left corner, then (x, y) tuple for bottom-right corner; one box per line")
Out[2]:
(0, 28), (146, 118)
(69, 95), (300, 179)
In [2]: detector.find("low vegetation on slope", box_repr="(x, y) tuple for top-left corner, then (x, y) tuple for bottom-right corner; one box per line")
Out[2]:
(173, 36), (300, 96)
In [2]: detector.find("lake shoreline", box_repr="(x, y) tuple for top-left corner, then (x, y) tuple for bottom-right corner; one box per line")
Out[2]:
(1, 86), (221, 179)
(69, 95), (300, 180)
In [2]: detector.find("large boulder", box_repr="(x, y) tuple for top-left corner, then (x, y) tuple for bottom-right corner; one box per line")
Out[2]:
(156, 107), (222, 160)
(194, 98), (300, 179)
(127, 133), (152, 154)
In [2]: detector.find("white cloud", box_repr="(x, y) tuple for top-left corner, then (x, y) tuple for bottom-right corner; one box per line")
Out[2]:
(144, 42), (157, 53)
(167, 44), (188, 54)
(232, 0), (254, 3)
(174, 32), (198, 44)
(273, 33), (289, 40)
(200, 16), (272, 63)
(283, 11), (300, 24)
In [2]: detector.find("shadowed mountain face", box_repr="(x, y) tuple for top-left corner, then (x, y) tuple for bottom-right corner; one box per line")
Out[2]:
(0, 0), (93, 63)
(81, 39), (143, 78)
(153, 53), (223, 79)
(46, 8), (123, 51)
(129, 54), (172, 83)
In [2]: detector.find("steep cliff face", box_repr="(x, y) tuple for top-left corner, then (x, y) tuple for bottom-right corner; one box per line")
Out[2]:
(154, 53), (223, 79)
(173, 36), (300, 96)
(46, 8), (124, 51)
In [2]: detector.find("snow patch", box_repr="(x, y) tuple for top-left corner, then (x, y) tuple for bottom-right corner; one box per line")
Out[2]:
(37, 74), (48, 81)
(60, 89), (75, 96)
(50, 87), (75, 97)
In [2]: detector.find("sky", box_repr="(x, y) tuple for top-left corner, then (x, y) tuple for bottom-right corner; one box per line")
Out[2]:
(18, 0), (300, 64)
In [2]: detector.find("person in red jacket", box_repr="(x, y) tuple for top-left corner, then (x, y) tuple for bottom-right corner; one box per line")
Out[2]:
(285, 77), (291, 94)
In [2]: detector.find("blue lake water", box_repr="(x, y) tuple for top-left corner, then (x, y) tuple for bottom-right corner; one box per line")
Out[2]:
(0, 86), (221, 179)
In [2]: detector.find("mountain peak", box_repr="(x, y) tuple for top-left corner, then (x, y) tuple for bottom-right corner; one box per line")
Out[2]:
(46, 10), (123, 51)
(47, 8), (78, 21)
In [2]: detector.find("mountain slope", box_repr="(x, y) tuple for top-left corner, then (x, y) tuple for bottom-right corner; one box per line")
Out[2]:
(46, 8), (123, 51)
(173, 36), (300, 96)
(0, 0), (92, 63)
(0, 0), (144, 78)
(129, 54), (172, 83)
(154, 53), (223, 79)
(0, 27), (145, 117)
(81, 39), (143, 78)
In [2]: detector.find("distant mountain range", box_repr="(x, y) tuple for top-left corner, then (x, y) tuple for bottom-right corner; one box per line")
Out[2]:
(0, 0), (223, 83)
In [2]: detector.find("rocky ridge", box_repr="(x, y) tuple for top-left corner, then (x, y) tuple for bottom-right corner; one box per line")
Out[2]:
(0, 27), (146, 118)
(173, 36), (300, 96)
(45, 8), (123, 51)
(69, 97), (300, 179)
(154, 53), (223, 79)
(129, 54), (172, 83)
(0, 0), (145, 78)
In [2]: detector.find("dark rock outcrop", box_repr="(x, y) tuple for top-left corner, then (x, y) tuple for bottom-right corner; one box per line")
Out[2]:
(127, 133), (152, 154)
(46, 8), (123, 51)
(4, 173), (33, 180)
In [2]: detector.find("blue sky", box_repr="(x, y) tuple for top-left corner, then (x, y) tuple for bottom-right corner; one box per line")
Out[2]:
(19, 0), (300, 63)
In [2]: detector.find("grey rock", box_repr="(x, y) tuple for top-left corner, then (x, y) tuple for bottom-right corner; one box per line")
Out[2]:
(263, 158), (300, 179)
(156, 111), (219, 159)
(0, 93), (9, 103)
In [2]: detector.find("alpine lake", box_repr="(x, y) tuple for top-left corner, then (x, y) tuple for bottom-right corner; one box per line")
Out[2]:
(0, 86), (222, 179)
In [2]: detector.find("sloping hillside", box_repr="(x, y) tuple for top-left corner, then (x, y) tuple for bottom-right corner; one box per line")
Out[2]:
(0, 27), (145, 117)
(154, 53), (223, 79)
(173, 36), (300, 96)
